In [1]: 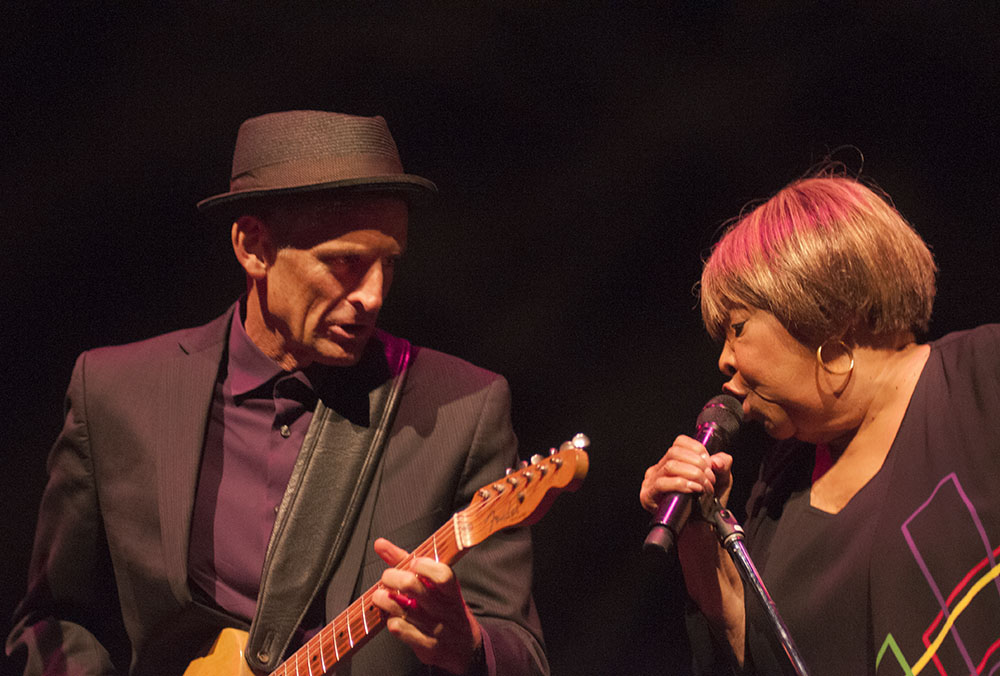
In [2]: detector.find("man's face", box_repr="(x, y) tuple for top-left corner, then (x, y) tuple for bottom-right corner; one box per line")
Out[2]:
(256, 195), (408, 368)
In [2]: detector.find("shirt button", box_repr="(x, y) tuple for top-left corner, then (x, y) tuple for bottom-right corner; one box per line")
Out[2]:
(279, 424), (291, 438)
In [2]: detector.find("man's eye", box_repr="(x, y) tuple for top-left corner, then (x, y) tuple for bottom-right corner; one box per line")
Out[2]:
(731, 321), (746, 337)
(325, 254), (361, 268)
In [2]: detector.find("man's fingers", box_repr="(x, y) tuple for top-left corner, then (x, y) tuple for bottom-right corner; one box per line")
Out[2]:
(373, 537), (409, 566)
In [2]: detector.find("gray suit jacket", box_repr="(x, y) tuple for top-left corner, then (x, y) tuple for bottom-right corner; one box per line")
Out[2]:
(6, 307), (548, 676)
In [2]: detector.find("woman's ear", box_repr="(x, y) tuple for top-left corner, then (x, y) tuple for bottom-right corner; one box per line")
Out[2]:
(231, 216), (275, 280)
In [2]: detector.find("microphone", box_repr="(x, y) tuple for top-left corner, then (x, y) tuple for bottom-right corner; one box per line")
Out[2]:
(643, 394), (744, 555)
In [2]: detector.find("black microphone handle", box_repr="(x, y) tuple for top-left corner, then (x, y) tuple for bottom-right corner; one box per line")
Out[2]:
(643, 422), (720, 555)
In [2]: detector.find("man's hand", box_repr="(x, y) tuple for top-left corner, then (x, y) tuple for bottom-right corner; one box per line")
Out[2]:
(371, 537), (484, 675)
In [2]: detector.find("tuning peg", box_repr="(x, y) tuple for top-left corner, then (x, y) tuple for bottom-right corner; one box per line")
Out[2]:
(529, 454), (549, 476)
(505, 467), (513, 475)
(520, 460), (529, 469)
(548, 447), (558, 455)
(559, 433), (590, 451)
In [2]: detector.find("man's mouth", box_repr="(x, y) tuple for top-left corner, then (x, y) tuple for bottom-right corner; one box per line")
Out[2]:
(325, 322), (373, 340)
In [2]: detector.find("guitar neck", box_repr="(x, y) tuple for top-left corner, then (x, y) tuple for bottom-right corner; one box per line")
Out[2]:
(272, 515), (469, 676)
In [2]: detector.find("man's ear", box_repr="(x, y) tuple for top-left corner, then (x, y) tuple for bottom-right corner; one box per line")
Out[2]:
(232, 216), (275, 280)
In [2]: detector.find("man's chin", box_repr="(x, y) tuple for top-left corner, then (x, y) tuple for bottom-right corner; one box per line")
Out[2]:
(310, 338), (369, 367)
(311, 355), (361, 368)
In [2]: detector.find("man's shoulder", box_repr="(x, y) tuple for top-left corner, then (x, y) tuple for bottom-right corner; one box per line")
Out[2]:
(378, 331), (507, 392)
(82, 307), (234, 369)
(411, 343), (503, 383)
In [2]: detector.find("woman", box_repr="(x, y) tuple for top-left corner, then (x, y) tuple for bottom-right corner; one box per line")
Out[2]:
(640, 175), (1000, 675)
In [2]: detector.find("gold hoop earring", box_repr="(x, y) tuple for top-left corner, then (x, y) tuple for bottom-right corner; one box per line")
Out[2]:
(816, 340), (855, 377)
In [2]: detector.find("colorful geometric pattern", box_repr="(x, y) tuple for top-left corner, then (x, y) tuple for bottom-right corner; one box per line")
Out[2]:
(875, 474), (1000, 675)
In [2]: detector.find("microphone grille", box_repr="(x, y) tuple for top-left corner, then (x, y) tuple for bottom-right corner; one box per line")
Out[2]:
(696, 394), (744, 441)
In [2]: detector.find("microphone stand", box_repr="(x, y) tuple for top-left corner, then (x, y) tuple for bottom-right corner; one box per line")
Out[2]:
(707, 500), (812, 676)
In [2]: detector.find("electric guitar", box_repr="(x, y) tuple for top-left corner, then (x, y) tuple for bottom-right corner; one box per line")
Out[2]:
(183, 434), (590, 676)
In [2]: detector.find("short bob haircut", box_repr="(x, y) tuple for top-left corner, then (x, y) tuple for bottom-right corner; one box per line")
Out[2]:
(700, 175), (937, 347)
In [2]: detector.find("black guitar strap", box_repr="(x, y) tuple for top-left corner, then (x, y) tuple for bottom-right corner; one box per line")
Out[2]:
(244, 332), (412, 672)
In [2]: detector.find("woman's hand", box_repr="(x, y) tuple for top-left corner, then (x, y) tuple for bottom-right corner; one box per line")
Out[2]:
(639, 435), (745, 664)
(640, 434), (734, 516)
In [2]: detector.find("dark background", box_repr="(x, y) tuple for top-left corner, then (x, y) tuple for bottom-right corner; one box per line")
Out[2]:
(3, 3), (998, 674)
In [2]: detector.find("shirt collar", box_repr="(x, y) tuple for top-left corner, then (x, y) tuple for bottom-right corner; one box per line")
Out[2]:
(227, 302), (288, 397)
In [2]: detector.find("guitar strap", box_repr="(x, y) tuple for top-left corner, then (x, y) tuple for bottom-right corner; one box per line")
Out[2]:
(244, 331), (412, 672)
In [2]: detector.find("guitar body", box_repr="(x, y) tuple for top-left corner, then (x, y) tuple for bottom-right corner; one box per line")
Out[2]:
(183, 627), (255, 676)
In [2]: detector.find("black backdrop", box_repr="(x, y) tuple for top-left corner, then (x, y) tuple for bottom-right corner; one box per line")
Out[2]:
(3, 4), (998, 675)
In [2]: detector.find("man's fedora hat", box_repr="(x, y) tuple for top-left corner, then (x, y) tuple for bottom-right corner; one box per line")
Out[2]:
(197, 110), (437, 213)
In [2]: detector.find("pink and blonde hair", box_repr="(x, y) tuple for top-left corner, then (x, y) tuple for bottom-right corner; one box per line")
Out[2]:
(700, 175), (937, 347)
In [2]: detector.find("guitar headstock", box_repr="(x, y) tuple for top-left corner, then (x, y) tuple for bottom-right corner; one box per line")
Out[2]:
(459, 434), (590, 547)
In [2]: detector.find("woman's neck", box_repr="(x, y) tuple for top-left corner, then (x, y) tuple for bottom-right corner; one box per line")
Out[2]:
(811, 339), (930, 513)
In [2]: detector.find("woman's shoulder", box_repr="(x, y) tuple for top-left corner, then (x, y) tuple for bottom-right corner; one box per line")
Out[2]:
(930, 323), (1000, 373)
(920, 324), (1000, 426)
(932, 323), (1000, 350)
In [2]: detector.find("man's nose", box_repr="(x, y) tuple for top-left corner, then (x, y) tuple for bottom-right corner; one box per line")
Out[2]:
(350, 260), (388, 312)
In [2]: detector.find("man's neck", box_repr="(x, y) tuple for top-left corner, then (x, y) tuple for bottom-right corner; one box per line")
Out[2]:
(243, 292), (311, 371)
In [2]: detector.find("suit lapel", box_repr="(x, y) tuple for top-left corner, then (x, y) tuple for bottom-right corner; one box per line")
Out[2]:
(154, 308), (234, 604)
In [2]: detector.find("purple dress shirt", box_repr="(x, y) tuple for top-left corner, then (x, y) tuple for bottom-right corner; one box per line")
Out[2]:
(188, 306), (326, 624)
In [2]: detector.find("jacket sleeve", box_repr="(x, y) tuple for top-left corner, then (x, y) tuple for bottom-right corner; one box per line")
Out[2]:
(442, 374), (549, 676)
(5, 352), (127, 675)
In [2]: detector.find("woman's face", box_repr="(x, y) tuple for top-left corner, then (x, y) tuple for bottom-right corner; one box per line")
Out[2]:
(717, 306), (842, 443)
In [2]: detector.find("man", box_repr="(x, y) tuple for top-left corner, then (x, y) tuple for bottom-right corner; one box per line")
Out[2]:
(6, 111), (549, 675)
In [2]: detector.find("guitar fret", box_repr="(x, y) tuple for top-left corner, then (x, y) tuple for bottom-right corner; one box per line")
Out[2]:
(317, 625), (333, 668)
(347, 607), (354, 647)
(451, 513), (463, 550)
(367, 597), (379, 635)
(306, 639), (315, 676)
(332, 620), (340, 661)
(308, 631), (325, 675)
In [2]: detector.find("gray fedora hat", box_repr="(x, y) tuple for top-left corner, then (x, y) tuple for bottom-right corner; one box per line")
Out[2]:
(197, 110), (437, 213)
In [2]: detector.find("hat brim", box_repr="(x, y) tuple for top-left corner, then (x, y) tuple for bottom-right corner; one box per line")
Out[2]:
(196, 174), (438, 215)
